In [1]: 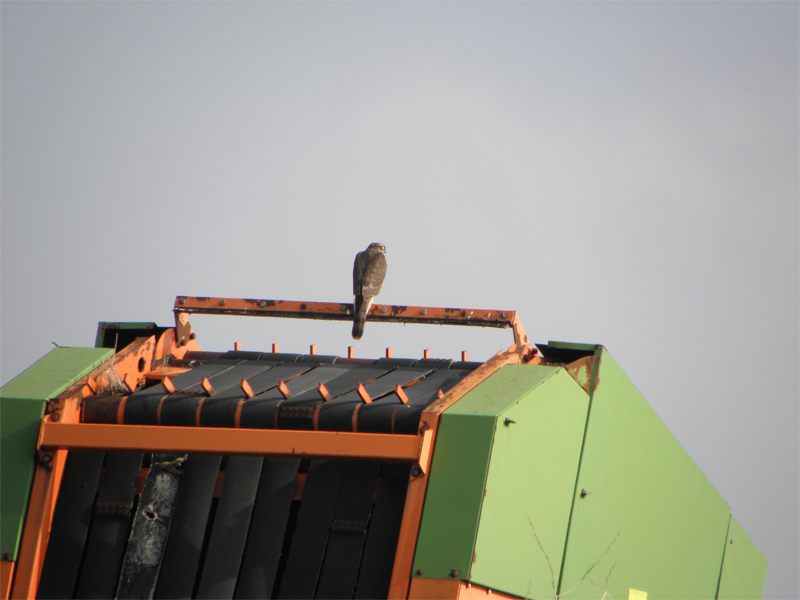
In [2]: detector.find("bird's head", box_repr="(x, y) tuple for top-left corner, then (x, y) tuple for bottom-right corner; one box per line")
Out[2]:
(368, 242), (386, 253)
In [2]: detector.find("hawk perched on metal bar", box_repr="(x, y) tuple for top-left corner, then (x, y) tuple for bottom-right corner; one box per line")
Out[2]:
(352, 242), (387, 340)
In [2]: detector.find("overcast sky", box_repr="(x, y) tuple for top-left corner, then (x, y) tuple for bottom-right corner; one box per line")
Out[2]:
(1, 2), (797, 597)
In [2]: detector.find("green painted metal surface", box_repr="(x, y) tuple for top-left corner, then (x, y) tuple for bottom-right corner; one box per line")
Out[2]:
(717, 517), (768, 599)
(558, 348), (732, 599)
(470, 367), (591, 599)
(0, 347), (112, 559)
(412, 364), (591, 599)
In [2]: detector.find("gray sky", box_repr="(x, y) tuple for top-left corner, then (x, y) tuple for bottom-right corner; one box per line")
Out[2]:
(1, 2), (797, 597)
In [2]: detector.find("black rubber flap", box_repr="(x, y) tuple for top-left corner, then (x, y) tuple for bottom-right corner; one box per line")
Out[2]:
(37, 451), (105, 599)
(75, 452), (144, 599)
(315, 461), (382, 598)
(354, 463), (411, 598)
(235, 458), (301, 599)
(276, 460), (344, 599)
(154, 455), (222, 599)
(196, 456), (264, 599)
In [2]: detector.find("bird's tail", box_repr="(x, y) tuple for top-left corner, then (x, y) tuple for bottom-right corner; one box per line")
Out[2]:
(352, 295), (369, 340)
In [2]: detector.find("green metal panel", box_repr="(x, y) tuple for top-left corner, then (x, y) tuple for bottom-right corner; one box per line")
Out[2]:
(412, 364), (591, 598)
(0, 347), (112, 559)
(717, 517), (768, 599)
(470, 367), (591, 599)
(559, 348), (731, 599)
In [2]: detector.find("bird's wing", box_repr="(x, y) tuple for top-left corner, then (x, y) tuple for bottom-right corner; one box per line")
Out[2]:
(358, 252), (387, 297)
(353, 250), (368, 295)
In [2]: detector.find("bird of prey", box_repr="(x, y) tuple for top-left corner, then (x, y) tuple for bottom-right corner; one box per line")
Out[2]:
(352, 242), (387, 340)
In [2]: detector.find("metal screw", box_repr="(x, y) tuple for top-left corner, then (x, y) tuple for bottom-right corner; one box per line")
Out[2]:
(41, 454), (52, 464)
(51, 411), (61, 422)
(420, 309), (427, 315)
(416, 569), (424, 576)
(178, 297), (185, 305)
(258, 300), (267, 307)
(411, 467), (422, 477)
(219, 299), (226, 306)
(380, 306), (387, 313)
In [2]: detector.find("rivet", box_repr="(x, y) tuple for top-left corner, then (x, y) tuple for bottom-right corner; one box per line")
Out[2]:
(178, 297), (185, 305)
(258, 300), (267, 307)
(411, 467), (422, 477)
(420, 309), (427, 315)
(380, 306), (387, 313)
(41, 454), (52, 464)
(501, 312), (508, 318)
(219, 299), (226, 306)
(416, 569), (424, 576)
(341, 304), (349, 311)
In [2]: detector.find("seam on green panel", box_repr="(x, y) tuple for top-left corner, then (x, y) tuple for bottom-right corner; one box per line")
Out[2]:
(555, 346), (603, 597)
(714, 513), (733, 599)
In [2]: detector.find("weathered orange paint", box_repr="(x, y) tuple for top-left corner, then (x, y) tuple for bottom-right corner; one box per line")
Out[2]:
(1, 561), (14, 600)
(39, 422), (429, 465)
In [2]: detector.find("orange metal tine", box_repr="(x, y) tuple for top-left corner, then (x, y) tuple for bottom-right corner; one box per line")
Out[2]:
(394, 385), (410, 405)
(38, 422), (427, 464)
(387, 350), (524, 599)
(386, 347), (393, 359)
(234, 341), (241, 351)
(162, 377), (175, 394)
(423, 349), (430, 359)
(317, 382), (333, 402)
(356, 383), (372, 404)
(348, 346), (355, 359)
(201, 377), (215, 397)
(461, 350), (468, 362)
(310, 344), (317, 355)
(272, 342), (279, 353)
(240, 378), (255, 399)
(278, 381), (292, 399)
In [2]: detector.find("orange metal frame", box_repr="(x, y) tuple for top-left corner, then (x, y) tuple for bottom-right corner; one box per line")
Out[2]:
(174, 296), (531, 351)
(10, 298), (537, 600)
(39, 423), (433, 472)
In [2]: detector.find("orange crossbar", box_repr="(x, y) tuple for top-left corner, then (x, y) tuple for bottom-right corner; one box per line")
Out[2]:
(39, 422), (427, 464)
(178, 296), (523, 331)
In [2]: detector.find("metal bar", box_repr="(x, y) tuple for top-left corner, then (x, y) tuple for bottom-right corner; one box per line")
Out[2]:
(39, 422), (426, 464)
(174, 296), (517, 329)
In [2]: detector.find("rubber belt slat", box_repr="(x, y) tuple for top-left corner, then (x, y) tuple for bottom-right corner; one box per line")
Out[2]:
(234, 458), (301, 599)
(315, 461), (382, 598)
(37, 451), (105, 599)
(74, 452), (144, 599)
(196, 456), (264, 598)
(154, 454), (222, 599)
(276, 460), (344, 599)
